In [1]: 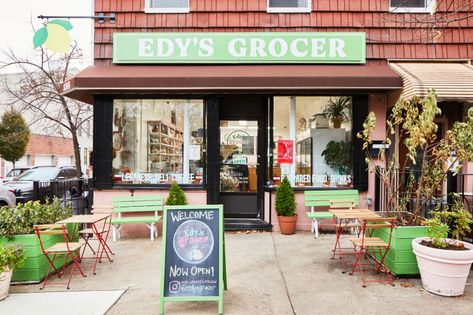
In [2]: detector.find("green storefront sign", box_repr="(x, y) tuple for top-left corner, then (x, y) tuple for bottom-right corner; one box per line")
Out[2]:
(113, 32), (366, 64)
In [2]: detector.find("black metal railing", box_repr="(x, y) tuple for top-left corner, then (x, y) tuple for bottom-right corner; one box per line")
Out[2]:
(375, 169), (461, 211)
(374, 169), (473, 243)
(32, 178), (92, 215)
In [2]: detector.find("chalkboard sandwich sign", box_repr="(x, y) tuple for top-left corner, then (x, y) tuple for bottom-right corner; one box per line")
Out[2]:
(160, 205), (226, 314)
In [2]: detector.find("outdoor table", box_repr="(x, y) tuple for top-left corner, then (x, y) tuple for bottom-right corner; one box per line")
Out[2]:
(329, 209), (382, 260)
(57, 213), (113, 274)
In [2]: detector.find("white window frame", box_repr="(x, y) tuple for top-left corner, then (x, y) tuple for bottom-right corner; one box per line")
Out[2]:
(267, 0), (312, 13)
(389, 0), (435, 13)
(145, 0), (190, 14)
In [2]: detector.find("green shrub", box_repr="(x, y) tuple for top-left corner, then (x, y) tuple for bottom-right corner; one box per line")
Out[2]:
(426, 194), (473, 248)
(275, 177), (296, 217)
(0, 198), (72, 239)
(0, 243), (26, 273)
(166, 182), (188, 206)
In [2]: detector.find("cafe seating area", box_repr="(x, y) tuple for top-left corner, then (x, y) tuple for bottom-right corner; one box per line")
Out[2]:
(33, 212), (115, 290)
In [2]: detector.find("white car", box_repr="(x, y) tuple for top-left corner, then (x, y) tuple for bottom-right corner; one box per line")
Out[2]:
(2, 167), (31, 184)
(0, 186), (16, 207)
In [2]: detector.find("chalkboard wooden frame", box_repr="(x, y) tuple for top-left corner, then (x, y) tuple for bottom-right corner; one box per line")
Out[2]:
(159, 205), (226, 315)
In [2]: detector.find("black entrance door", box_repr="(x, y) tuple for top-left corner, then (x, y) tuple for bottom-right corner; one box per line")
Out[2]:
(209, 96), (268, 218)
(219, 119), (259, 217)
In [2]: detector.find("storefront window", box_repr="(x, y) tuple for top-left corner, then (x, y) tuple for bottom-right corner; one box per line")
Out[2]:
(112, 99), (204, 185)
(273, 96), (353, 188)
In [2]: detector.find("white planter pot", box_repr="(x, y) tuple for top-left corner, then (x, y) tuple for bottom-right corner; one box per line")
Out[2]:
(0, 269), (13, 301)
(412, 237), (473, 296)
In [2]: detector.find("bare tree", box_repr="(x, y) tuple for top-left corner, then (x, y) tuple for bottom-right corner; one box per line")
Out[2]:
(0, 42), (92, 176)
(382, 0), (473, 42)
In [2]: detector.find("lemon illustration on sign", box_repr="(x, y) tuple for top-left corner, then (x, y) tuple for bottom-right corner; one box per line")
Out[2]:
(33, 19), (73, 53)
(44, 24), (70, 53)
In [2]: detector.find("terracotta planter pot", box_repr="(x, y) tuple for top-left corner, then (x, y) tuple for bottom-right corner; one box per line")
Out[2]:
(332, 121), (342, 128)
(278, 215), (297, 235)
(412, 237), (473, 296)
(332, 117), (343, 128)
(0, 269), (13, 301)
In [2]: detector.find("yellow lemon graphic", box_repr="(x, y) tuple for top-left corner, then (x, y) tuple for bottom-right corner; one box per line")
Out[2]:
(44, 24), (71, 53)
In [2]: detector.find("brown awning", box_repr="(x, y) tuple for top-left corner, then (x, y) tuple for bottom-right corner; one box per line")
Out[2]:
(389, 62), (473, 102)
(62, 64), (402, 104)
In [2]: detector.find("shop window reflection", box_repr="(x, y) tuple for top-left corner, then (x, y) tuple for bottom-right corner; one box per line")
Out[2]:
(272, 96), (353, 188)
(112, 99), (204, 185)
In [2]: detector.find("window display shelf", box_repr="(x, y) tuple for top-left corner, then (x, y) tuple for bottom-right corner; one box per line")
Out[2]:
(147, 120), (183, 173)
(296, 137), (313, 186)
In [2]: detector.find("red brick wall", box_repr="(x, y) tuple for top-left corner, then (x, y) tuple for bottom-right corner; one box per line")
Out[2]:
(26, 134), (74, 156)
(94, 0), (473, 65)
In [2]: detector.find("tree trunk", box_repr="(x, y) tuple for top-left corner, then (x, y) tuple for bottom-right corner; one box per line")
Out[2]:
(59, 95), (83, 178)
(71, 130), (82, 177)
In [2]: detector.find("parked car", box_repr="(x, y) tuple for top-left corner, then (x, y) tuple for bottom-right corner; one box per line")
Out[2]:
(2, 167), (31, 184)
(4, 166), (78, 203)
(0, 186), (16, 206)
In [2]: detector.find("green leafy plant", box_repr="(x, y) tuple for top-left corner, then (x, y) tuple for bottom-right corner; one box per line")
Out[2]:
(428, 195), (473, 247)
(0, 198), (72, 239)
(321, 140), (351, 173)
(0, 110), (30, 167)
(165, 182), (188, 205)
(426, 216), (450, 248)
(358, 90), (473, 226)
(275, 177), (296, 217)
(427, 195), (473, 249)
(0, 243), (26, 273)
(314, 96), (351, 127)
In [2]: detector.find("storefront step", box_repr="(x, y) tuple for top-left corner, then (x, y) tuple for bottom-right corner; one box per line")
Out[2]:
(224, 218), (272, 231)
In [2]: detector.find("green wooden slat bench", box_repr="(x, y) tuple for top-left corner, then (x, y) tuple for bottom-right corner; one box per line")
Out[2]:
(304, 190), (359, 238)
(111, 195), (164, 241)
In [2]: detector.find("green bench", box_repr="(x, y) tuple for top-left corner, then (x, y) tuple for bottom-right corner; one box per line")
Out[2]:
(111, 195), (164, 241)
(305, 190), (359, 238)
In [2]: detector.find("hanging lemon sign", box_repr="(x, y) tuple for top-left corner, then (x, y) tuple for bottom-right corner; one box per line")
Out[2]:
(33, 19), (72, 53)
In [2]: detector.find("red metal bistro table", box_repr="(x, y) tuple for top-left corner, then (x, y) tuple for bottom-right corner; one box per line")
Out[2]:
(328, 209), (382, 260)
(57, 213), (113, 275)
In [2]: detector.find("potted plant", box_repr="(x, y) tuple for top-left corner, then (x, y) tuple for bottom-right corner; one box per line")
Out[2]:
(321, 140), (351, 174)
(358, 90), (473, 275)
(412, 195), (473, 296)
(314, 96), (351, 128)
(275, 176), (297, 235)
(0, 198), (73, 282)
(166, 181), (188, 205)
(0, 243), (26, 300)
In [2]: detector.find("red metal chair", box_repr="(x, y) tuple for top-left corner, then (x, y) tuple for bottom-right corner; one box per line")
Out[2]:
(349, 217), (396, 287)
(79, 205), (115, 264)
(78, 218), (114, 261)
(34, 224), (86, 289)
(329, 200), (361, 260)
(78, 218), (115, 274)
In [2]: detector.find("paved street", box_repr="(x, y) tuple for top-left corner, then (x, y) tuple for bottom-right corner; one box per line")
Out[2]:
(10, 232), (473, 315)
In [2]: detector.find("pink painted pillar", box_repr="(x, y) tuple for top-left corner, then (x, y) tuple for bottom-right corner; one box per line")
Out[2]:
(366, 94), (388, 211)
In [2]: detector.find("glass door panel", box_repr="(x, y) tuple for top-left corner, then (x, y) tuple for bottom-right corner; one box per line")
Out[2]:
(219, 120), (258, 193)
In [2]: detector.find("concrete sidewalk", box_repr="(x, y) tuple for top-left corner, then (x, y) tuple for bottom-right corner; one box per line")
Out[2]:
(10, 232), (473, 315)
